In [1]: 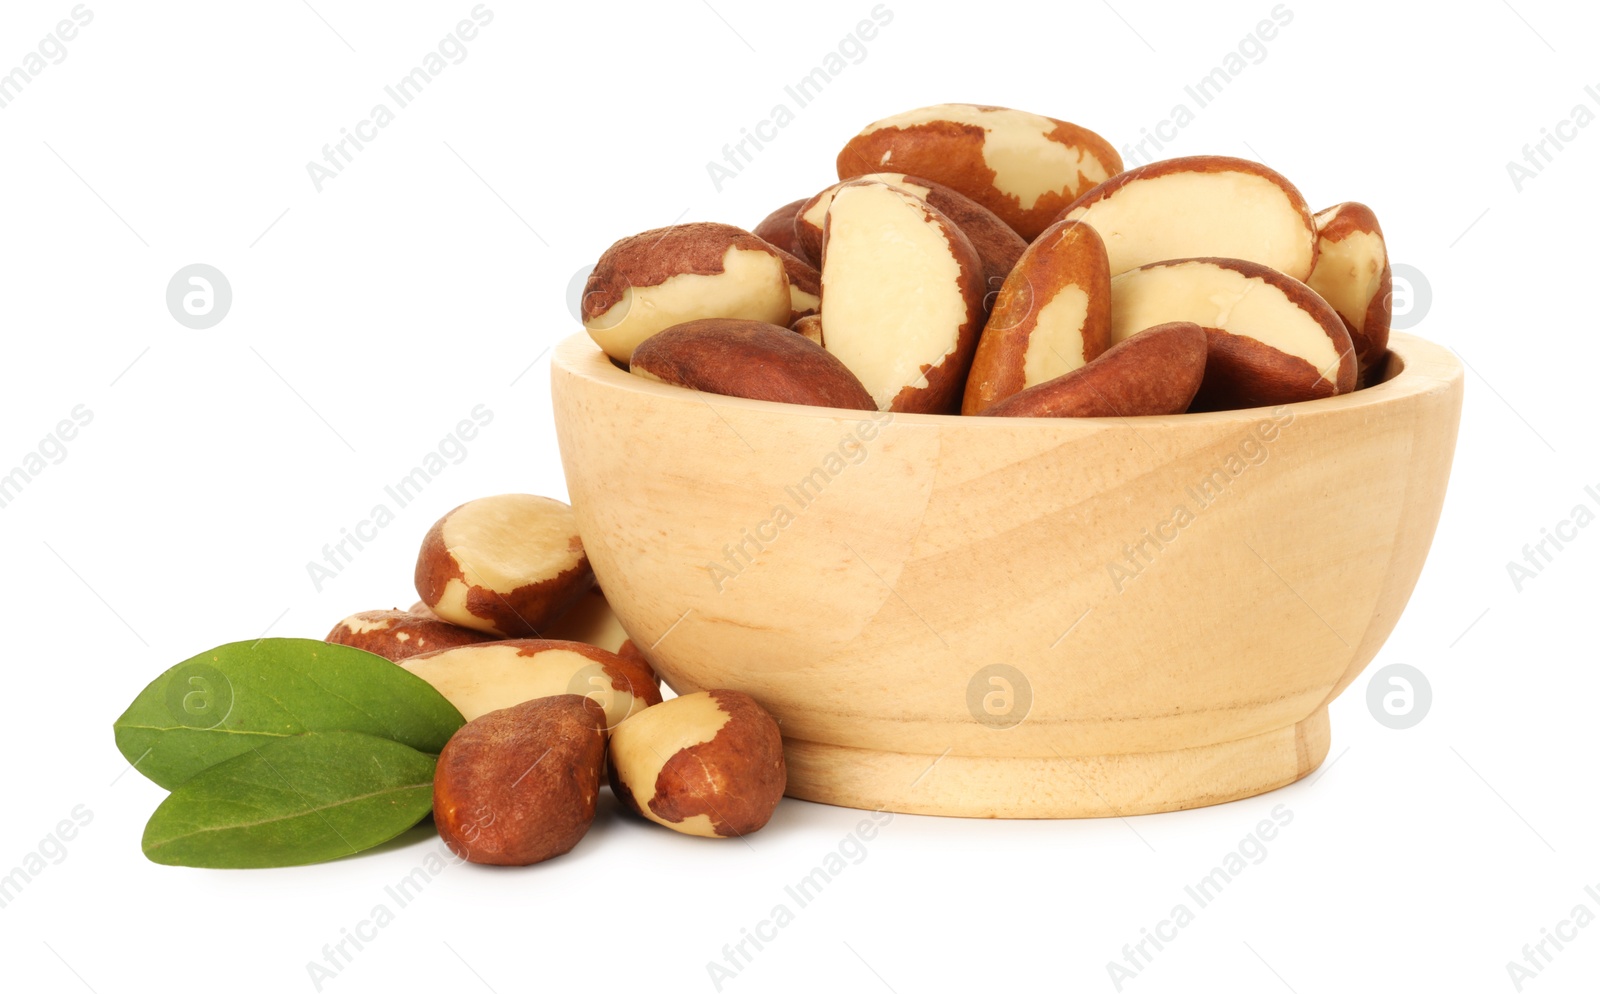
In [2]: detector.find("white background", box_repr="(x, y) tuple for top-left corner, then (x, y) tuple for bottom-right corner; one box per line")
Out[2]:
(1, 1), (1596, 991)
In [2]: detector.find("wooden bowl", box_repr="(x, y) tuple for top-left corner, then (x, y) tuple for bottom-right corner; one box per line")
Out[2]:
(552, 332), (1463, 818)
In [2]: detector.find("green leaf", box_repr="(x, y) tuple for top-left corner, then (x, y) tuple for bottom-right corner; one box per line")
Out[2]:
(113, 638), (465, 789)
(142, 731), (437, 868)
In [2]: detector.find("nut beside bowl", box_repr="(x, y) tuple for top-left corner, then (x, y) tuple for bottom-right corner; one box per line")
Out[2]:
(552, 331), (1463, 818)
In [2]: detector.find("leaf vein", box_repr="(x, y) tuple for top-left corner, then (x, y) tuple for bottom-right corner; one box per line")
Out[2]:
(145, 782), (430, 852)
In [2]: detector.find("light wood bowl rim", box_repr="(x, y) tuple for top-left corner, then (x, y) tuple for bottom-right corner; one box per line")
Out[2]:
(552, 330), (1460, 424)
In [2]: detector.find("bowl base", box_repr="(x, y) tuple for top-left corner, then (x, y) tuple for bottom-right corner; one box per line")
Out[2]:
(783, 707), (1330, 819)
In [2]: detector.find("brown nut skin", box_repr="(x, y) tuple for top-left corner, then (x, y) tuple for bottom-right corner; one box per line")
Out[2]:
(582, 222), (791, 363)
(1109, 257), (1356, 412)
(980, 322), (1208, 418)
(922, 182), (1029, 300)
(434, 695), (607, 866)
(837, 104), (1122, 240)
(1192, 328), (1340, 413)
(414, 494), (595, 638)
(763, 243), (821, 323)
(616, 639), (650, 671)
(1359, 350), (1395, 390)
(751, 198), (811, 260)
(401, 638), (662, 728)
(324, 609), (495, 661)
(791, 314), (824, 347)
(1306, 202), (1391, 379)
(819, 180), (987, 414)
(795, 173), (1026, 296)
(584, 640), (661, 709)
(962, 218), (1112, 415)
(539, 585), (629, 654)
(1056, 155), (1318, 280)
(630, 318), (876, 411)
(608, 690), (786, 839)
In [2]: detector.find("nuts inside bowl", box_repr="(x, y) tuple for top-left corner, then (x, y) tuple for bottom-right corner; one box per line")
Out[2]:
(835, 103), (1124, 240)
(794, 172), (1026, 296)
(570, 103), (1398, 421)
(1055, 155), (1318, 279)
(819, 180), (986, 413)
(582, 222), (791, 364)
(1109, 257), (1356, 410)
(981, 321), (1207, 418)
(630, 318), (875, 410)
(962, 217), (1111, 414)
(1306, 201), (1391, 378)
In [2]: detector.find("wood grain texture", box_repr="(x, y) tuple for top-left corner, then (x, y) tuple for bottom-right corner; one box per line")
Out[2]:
(551, 332), (1463, 818)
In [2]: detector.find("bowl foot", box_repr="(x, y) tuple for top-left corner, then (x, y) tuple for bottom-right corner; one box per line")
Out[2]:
(783, 707), (1330, 819)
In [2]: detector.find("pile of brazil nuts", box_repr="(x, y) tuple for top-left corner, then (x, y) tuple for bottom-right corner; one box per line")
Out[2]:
(325, 494), (786, 866)
(582, 102), (1393, 417)
(318, 104), (1397, 866)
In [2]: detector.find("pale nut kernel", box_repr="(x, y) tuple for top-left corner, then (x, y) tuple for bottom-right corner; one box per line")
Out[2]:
(414, 494), (593, 638)
(401, 639), (661, 730)
(582, 222), (791, 363)
(608, 689), (786, 839)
